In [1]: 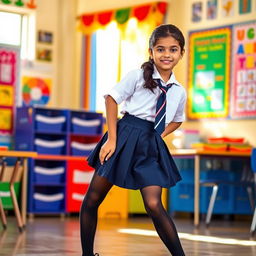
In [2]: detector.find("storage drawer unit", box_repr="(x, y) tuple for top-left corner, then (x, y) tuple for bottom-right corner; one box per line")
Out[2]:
(69, 111), (103, 135)
(15, 107), (103, 215)
(66, 160), (94, 212)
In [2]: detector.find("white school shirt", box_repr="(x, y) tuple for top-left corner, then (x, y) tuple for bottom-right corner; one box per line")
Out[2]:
(104, 66), (187, 125)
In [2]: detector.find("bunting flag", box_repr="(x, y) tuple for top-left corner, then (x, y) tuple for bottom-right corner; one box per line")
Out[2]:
(78, 2), (168, 34)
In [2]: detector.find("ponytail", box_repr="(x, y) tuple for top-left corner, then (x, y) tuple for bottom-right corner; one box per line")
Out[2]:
(141, 59), (157, 92)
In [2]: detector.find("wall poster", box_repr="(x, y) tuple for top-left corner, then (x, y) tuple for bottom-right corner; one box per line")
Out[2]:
(22, 76), (51, 106)
(0, 45), (19, 134)
(188, 27), (231, 119)
(230, 21), (256, 119)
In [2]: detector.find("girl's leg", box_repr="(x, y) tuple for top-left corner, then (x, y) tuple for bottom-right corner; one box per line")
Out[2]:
(80, 172), (113, 256)
(140, 186), (185, 256)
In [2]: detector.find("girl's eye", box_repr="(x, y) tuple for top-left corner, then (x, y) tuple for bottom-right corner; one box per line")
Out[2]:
(157, 48), (164, 52)
(170, 48), (178, 53)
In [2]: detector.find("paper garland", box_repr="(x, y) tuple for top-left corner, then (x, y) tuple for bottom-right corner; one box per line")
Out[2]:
(0, 0), (36, 9)
(78, 2), (167, 35)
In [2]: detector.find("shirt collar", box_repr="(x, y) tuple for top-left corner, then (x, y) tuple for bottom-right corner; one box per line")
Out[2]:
(152, 65), (181, 86)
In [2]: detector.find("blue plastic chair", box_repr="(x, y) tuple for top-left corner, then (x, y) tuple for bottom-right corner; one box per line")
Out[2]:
(200, 157), (254, 227)
(250, 148), (256, 236)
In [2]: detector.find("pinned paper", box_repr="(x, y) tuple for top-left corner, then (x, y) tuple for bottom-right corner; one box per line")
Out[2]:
(0, 85), (14, 106)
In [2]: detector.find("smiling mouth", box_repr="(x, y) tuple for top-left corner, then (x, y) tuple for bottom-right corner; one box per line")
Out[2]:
(161, 60), (172, 64)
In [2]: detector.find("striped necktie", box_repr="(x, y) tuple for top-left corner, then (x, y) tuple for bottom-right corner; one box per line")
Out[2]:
(154, 79), (174, 135)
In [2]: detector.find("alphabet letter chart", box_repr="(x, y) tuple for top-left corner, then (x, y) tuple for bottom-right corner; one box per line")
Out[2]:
(231, 21), (256, 119)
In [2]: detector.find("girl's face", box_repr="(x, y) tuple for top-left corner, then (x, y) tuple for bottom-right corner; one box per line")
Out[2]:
(149, 36), (184, 75)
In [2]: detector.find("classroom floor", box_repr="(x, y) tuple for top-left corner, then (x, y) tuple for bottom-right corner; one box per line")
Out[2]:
(0, 215), (255, 256)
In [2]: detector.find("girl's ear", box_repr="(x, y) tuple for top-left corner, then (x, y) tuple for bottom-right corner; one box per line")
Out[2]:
(148, 48), (153, 58)
(181, 49), (185, 57)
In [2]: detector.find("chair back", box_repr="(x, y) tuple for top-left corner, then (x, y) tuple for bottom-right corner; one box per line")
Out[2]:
(251, 148), (256, 173)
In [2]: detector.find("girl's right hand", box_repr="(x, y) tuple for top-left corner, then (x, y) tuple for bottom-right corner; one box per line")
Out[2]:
(99, 138), (116, 165)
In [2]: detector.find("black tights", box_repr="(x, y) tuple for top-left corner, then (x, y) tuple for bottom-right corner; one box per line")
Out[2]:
(80, 173), (185, 256)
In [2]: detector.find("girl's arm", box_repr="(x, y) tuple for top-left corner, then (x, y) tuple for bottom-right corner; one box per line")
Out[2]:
(99, 95), (118, 165)
(161, 122), (182, 138)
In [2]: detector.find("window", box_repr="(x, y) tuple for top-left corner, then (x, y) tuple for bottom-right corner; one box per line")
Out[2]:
(0, 11), (22, 46)
(92, 18), (153, 113)
(0, 11), (35, 60)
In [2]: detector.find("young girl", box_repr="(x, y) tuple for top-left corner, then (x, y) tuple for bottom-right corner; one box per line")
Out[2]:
(80, 24), (186, 256)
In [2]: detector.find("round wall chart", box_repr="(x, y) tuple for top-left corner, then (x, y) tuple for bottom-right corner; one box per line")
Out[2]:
(22, 78), (50, 105)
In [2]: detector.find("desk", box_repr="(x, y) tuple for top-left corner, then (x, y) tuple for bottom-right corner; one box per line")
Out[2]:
(0, 150), (37, 231)
(170, 149), (251, 227)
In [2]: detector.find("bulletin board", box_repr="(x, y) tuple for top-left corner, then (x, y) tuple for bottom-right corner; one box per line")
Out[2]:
(188, 27), (231, 119)
(0, 45), (20, 133)
(230, 21), (256, 119)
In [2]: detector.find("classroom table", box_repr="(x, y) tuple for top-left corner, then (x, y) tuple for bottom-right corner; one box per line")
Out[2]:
(170, 149), (251, 227)
(0, 150), (37, 231)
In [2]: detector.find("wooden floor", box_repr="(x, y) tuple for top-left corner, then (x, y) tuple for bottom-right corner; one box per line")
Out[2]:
(0, 215), (256, 256)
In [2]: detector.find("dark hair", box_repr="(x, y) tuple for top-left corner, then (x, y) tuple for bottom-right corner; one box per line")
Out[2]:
(141, 24), (185, 91)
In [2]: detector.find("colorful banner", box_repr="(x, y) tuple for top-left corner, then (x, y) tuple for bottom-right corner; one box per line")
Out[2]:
(0, 0), (36, 9)
(22, 76), (51, 106)
(78, 2), (167, 35)
(230, 21), (256, 119)
(188, 27), (231, 119)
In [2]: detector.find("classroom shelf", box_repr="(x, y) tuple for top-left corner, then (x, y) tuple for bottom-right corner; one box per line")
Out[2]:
(15, 106), (103, 214)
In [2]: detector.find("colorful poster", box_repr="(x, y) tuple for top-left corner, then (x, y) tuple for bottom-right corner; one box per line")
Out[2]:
(188, 27), (231, 119)
(0, 45), (19, 135)
(221, 0), (234, 17)
(0, 85), (14, 106)
(0, 48), (18, 85)
(230, 21), (256, 119)
(0, 108), (12, 131)
(22, 76), (51, 106)
(207, 0), (218, 20)
(239, 0), (251, 14)
(36, 48), (52, 62)
(192, 2), (203, 22)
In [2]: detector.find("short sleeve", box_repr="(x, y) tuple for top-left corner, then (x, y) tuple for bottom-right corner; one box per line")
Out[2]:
(104, 70), (139, 104)
(172, 89), (187, 122)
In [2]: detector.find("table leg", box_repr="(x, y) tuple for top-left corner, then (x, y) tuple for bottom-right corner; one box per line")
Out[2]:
(194, 154), (200, 227)
(21, 158), (28, 227)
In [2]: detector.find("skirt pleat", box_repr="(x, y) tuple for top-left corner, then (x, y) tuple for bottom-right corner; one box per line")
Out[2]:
(87, 114), (182, 190)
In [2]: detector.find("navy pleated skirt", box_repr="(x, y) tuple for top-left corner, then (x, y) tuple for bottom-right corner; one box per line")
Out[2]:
(87, 114), (182, 190)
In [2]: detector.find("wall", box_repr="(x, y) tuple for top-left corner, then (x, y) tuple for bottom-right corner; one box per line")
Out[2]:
(0, 0), (79, 109)
(35, 0), (79, 108)
(167, 0), (256, 146)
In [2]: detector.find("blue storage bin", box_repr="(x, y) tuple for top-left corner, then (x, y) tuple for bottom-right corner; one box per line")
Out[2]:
(70, 141), (97, 156)
(71, 117), (101, 135)
(34, 138), (66, 155)
(33, 192), (64, 211)
(34, 166), (65, 184)
(233, 186), (252, 214)
(173, 157), (194, 171)
(169, 183), (194, 212)
(35, 114), (66, 132)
